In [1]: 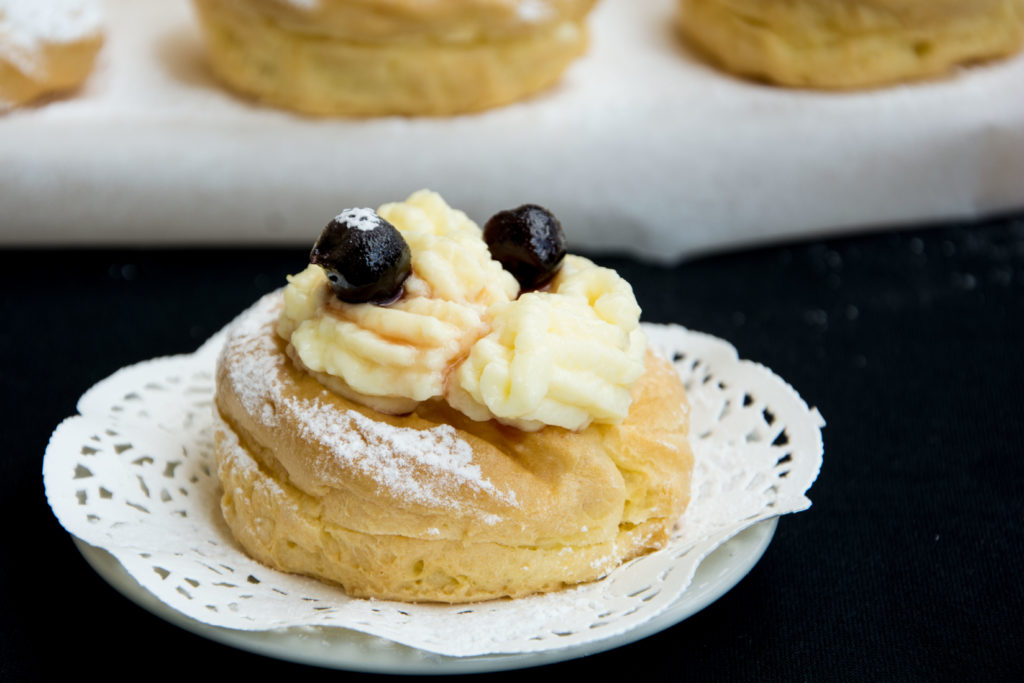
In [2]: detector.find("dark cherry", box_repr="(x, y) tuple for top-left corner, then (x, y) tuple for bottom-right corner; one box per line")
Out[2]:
(484, 204), (566, 290)
(309, 208), (411, 304)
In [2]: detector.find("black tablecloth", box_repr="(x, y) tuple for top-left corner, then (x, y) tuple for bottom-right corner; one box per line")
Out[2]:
(4, 214), (1023, 681)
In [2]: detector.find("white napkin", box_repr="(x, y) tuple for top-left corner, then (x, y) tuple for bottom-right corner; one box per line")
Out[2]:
(3, 0), (1021, 259)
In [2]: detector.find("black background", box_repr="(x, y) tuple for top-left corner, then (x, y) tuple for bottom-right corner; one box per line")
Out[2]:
(3, 213), (1023, 680)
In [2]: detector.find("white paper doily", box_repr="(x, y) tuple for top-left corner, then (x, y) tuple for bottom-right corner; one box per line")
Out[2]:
(44, 322), (823, 658)
(70, 517), (777, 674)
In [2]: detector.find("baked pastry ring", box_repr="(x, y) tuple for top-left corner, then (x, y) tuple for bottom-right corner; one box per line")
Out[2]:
(677, 0), (1024, 89)
(0, 0), (103, 109)
(214, 293), (693, 603)
(191, 0), (597, 115)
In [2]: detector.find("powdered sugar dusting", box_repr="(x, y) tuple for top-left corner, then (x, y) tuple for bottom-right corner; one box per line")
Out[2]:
(0, 0), (102, 75)
(221, 295), (285, 428)
(517, 0), (555, 22)
(279, 0), (545, 22)
(0, 0), (101, 52)
(0, 0), (102, 42)
(219, 293), (517, 517)
(292, 398), (517, 511)
(335, 207), (382, 232)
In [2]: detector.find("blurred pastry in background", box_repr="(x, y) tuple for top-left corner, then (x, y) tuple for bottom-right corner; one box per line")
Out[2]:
(191, 0), (597, 116)
(0, 0), (103, 109)
(676, 0), (1024, 89)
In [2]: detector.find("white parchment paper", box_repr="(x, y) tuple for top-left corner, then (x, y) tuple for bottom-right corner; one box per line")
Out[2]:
(2, 0), (1022, 259)
(44, 320), (823, 657)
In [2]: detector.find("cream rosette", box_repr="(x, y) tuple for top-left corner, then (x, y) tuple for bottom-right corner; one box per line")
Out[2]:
(447, 255), (647, 431)
(279, 191), (648, 430)
(278, 191), (519, 414)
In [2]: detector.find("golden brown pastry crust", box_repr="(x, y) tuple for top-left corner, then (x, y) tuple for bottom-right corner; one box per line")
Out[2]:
(214, 293), (693, 603)
(0, 25), (102, 109)
(192, 0), (597, 116)
(677, 0), (1024, 89)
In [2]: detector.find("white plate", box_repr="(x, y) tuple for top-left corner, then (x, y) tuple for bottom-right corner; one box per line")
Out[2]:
(73, 517), (776, 674)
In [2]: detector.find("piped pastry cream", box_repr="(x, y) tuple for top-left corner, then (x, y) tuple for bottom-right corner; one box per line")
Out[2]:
(214, 191), (693, 603)
(279, 191), (646, 431)
(447, 255), (647, 431)
(278, 192), (519, 415)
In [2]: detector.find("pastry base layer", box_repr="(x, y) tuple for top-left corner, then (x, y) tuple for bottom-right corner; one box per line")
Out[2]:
(192, 0), (591, 116)
(677, 0), (1024, 89)
(213, 294), (693, 603)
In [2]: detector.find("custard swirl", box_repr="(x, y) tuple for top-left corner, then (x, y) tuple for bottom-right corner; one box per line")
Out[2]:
(278, 191), (648, 430)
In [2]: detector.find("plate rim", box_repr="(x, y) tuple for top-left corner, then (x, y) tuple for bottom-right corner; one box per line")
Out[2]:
(72, 517), (777, 674)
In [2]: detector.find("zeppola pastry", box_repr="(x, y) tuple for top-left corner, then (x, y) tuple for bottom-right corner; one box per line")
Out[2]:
(191, 0), (597, 116)
(0, 0), (103, 109)
(214, 191), (694, 602)
(676, 0), (1024, 89)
